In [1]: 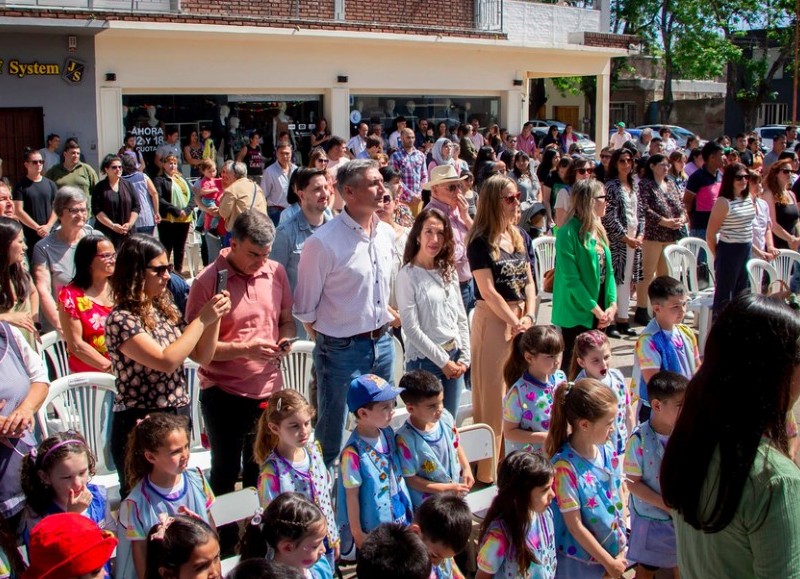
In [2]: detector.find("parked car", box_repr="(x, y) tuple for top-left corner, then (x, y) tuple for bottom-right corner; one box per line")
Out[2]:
(528, 122), (597, 158)
(635, 124), (703, 149)
(752, 125), (790, 152)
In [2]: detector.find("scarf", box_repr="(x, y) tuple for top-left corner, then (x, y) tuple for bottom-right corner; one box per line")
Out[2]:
(651, 329), (682, 373)
(170, 175), (190, 209)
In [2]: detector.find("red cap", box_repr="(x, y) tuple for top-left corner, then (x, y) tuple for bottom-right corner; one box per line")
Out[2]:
(24, 513), (118, 579)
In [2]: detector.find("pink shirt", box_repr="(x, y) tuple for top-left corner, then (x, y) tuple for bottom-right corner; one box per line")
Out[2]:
(185, 249), (293, 399)
(518, 132), (538, 157)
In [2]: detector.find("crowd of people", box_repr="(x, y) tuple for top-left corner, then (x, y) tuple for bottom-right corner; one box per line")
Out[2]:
(1, 119), (800, 579)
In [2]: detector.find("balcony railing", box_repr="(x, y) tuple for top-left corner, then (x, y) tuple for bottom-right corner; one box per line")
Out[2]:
(2, 0), (175, 12)
(476, 0), (503, 31)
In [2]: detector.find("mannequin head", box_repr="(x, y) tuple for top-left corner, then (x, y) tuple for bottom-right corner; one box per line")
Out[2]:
(219, 104), (230, 119)
(406, 100), (416, 115)
(229, 116), (240, 130)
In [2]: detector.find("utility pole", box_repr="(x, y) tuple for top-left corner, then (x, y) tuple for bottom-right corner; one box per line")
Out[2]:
(794, 0), (799, 124)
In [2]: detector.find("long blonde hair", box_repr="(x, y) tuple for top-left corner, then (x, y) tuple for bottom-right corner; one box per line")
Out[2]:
(467, 175), (525, 259)
(253, 390), (315, 464)
(567, 179), (609, 247)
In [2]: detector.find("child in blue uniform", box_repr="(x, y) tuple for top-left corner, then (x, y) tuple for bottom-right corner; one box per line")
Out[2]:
(395, 370), (474, 509)
(20, 432), (114, 558)
(410, 494), (473, 579)
(569, 330), (634, 455)
(476, 451), (557, 579)
(116, 413), (215, 579)
(254, 389), (338, 564)
(624, 371), (687, 578)
(502, 326), (566, 455)
(240, 492), (333, 579)
(337, 374), (412, 560)
(545, 379), (627, 579)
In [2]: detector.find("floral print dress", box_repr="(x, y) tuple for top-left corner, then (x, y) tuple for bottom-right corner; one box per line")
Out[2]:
(58, 284), (112, 373)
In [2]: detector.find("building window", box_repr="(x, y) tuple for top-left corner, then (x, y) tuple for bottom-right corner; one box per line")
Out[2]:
(758, 102), (788, 127)
(609, 102), (638, 127)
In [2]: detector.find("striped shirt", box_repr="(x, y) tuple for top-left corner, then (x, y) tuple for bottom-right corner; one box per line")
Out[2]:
(718, 196), (755, 244)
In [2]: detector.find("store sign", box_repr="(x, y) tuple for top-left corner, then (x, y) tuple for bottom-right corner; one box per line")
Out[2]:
(128, 126), (164, 154)
(0, 57), (86, 85)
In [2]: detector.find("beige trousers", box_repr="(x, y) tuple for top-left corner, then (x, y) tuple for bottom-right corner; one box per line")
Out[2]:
(641, 240), (672, 309)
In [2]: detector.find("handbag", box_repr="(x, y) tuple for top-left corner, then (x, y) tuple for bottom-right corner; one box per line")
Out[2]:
(543, 268), (555, 293)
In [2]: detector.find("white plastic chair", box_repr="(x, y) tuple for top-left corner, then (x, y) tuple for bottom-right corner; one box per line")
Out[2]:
(773, 249), (800, 288)
(747, 258), (779, 295)
(664, 245), (713, 352)
(185, 228), (203, 277)
(39, 331), (70, 381)
(36, 372), (121, 505)
(281, 340), (315, 402)
(460, 423), (498, 520)
(184, 359), (212, 473)
(455, 388), (473, 427)
(392, 335), (405, 387)
(678, 237), (715, 284)
(531, 236), (556, 303)
(209, 487), (260, 575)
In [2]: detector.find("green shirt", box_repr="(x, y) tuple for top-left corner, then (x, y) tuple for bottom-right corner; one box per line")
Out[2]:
(674, 440), (800, 578)
(45, 162), (98, 199)
(551, 216), (616, 329)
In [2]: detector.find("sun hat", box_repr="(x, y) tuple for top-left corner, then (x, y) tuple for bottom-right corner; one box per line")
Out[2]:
(24, 513), (118, 579)
(422, 165), (469, 190)
(347, 374), (403, 413)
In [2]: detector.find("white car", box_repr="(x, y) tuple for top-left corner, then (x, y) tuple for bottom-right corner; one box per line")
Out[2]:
(752, 125), (789, 152)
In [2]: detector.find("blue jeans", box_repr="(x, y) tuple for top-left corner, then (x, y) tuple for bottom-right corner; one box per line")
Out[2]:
(267, 206), (284, 227)
(136, 226), (155, 235)
(459, 280), (475, 314)
(712, 241), (751, 319)
(314, 331), (395, 466)
(405, 348), (465, 419)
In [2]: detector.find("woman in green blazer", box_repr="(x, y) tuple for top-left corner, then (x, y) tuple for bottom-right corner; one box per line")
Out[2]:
(552, 179), (617, 370)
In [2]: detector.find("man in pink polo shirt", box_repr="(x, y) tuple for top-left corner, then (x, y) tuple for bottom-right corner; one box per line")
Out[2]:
(186, 209), (295, 498)
(517, 122), (538, 159)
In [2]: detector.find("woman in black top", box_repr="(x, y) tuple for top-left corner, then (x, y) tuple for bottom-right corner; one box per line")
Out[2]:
(765, 159), (800, 250)
(466, 175), (536, 484)
(237, 131), (265, 180)
(92, 155), (140, 248)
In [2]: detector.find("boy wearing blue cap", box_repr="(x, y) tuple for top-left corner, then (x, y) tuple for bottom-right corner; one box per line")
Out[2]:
(337, 374), (413, 561)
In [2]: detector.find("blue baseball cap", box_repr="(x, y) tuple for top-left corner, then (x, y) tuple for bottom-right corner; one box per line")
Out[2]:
(346, 374), (403, 413)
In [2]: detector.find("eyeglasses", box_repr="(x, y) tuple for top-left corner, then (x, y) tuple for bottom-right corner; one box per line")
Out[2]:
(96, 252), (117, 261)
(618, 158), (633, 164)
(146, 264), (175, 276)
(446, 184), (460, 192)
(734, 174), (749, 181)
(27, 160), (44, 165)
(379, 194), (393, 203)
(66, 207), (88, 215)
(502, 193), (521, 204)
(109, 165), (122, 170)
(576, 167), (595, 175)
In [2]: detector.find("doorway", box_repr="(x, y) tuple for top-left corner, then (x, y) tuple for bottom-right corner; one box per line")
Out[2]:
(553, 106), (580, 129)
(0, 108), (44, 187)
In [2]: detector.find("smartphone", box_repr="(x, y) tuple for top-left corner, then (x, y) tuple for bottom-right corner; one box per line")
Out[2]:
(280, 337), (300, 351)
(215, 269), (228, 294)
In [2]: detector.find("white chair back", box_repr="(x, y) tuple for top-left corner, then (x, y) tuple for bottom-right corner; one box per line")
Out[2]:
(39, 331), (70, 381)
(747, 258), (779, 295)
(36, 372), (117, 475)
(281, 340), (315, 402)
(459, 423), (498, 520)
(209, 487), (260, 575)
(663, 245), (702, 296)
(773, 249), (800, 287)
(531, 236), (556, 301)
(183, 359), (205, 449)
(678, 237), (715, 278)
(392, 335), (405, 387)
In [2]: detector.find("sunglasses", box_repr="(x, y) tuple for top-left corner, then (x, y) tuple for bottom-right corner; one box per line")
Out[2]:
(576, 167), (595, 175)
(618, 158), (633, 164)
(446, 184), (461, 192)
(734, 174), (749, 181)
(316, 158), (329, 164)
(502, 193), (521, 204)
(146, 264), (175, 276)
(379, 194), (393, 203)
(28, 159), (44, 165)
(109, 165), (123, 170)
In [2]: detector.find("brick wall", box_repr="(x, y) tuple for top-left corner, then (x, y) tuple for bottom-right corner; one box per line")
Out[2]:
(180, 0), (335, 22)
(345, 0), (473, 30)
(583, 32), (639, 50)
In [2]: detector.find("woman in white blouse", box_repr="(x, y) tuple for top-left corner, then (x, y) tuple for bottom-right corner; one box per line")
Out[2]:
(396, 208), (470, 418)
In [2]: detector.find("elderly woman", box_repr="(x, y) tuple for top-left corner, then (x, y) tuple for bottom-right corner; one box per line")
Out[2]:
(92, 155), (140, 248)
(120, 154), (159, 235)
(552, 179), (616, 369)
(0, 320), (49, 531)
(662, 295), (800, 577)
(0, 218), (39, 347)
(57, 234), (115, 373)
(32, 187), (100, 334)
(554, 156), (595, 228)
(637, 154), (687, 322)
(467, 175), (536, 483)
(154, 154), (195, 275)
(397, 208), (470, 418)
(601, 148), (643, 337)
(106, 234), (230, 494)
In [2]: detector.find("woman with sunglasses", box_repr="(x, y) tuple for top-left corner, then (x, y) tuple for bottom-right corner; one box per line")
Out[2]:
(376, 179), (410, 332)
(705, 163), (755, 318)
(466, 175), (536, 484)
(554, 156), (594, 229)
(552, 179), (616, 369)
(601, 148), (643, 338)
(57, 234), (116, 373)
(638, 154), (687, 322)
(105, 234), (231, 494)
(92, 154), (140, 248)
(764, 159), (800, 252)
(13, 147), (58, 264)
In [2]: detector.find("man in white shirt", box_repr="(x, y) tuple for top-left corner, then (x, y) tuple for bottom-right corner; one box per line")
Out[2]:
(347, 122), (369, 158)
(39, 134), (61, 172)
(261, 143), (297, 225)
(293, 159), (396, 466)
(609, 122), (633, 150)
(469, 117), (485, 150)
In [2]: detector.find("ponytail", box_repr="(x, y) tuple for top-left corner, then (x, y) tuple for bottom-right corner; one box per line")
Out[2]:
(503, 332), (528, 388)
(544, 378), (617, 458)
(502, 325), (565, 387)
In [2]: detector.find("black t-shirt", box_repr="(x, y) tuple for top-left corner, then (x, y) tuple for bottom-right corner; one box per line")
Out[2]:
(738, 149), (753, 167)
(467, 235), (529, 302)
(12, 177), (58, 233)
